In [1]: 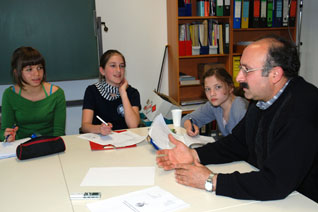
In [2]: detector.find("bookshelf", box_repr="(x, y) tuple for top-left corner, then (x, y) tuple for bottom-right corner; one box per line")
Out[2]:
(166, 0), (297, 105)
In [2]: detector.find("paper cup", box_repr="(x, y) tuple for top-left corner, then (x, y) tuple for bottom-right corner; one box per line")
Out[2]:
(171, 109), (182, 127)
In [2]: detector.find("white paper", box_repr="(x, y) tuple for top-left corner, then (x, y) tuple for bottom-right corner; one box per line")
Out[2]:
(0, 138), (30, 159)
(148, 114), (174, 149)
(80, 167), (155, 186)
(78, 131), (146, 147)
(149, 114), (214, 149)
(87, 186), (189, 212)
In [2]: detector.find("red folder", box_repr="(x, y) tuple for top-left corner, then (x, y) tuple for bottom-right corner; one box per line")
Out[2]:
(89, 130), (137, 151)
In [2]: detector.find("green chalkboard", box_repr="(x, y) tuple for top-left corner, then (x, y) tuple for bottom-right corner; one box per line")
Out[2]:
(0, 0), (99, 85)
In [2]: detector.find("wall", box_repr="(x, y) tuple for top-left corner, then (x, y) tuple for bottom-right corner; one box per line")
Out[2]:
(95, 0), (168, 100)
(298, 0), (318, 86)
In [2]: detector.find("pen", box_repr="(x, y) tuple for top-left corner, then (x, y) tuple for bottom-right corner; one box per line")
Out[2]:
(189, 118), (195, 133)
(4, 124), (16, 142)
(96, 115), (108, 126)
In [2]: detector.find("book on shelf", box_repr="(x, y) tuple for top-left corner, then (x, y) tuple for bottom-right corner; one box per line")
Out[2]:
(224, 23), (229, 54)
(218, 23), (224, 54)
(179, 72), (196, 81)
(181, 99), (207, 106)
(180, 80), (201, 85)
(232, 55), (241, 87)
(184, 19), (230, 56)
(179, 72), (200, 85)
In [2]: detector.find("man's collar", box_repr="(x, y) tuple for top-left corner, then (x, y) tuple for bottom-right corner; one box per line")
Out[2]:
(256, 80), (290, 110)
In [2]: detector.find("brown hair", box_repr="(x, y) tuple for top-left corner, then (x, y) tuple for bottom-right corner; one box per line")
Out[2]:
(11, 46), (46, 88)
(202, 67), (234, 88)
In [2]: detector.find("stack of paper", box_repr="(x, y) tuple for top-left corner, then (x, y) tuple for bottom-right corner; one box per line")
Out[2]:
(78, 131), (146, 148)
(148, 114), (214, 150)
(87, 186), (189, 212)
(0, 138), (30, 159)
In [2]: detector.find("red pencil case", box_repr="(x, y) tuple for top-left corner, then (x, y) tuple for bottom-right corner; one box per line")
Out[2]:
(16, 136), (65, 160)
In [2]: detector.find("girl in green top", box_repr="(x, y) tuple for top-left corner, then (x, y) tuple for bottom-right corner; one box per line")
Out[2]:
(0, 47), (66, 142)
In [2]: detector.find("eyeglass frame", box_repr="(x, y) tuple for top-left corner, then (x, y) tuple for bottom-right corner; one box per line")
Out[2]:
(239, 65), (264, 75)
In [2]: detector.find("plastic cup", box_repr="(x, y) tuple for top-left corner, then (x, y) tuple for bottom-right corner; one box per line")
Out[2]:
(171, 109), (182, 127)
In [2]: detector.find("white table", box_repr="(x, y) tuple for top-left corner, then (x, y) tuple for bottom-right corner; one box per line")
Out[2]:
(0, 127), (317, 211)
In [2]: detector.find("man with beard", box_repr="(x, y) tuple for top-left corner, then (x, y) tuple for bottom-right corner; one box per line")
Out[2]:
(156, 34), (318, 202)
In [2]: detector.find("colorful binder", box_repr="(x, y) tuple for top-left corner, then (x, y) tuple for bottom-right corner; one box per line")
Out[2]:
(233, 0), (242, 29)
(267, 0), (273, 27)
(282, 0), (289, 26)
(289, 0), (297, 27)
(251, 0), (261, 28)
(210, 0), (217, 16)
(204, 0), (210, 16)
(273, 0), (283, 27)
(224, 0), (231, 16)
(241, 0), (250, 28)
(197, 0), (205, 16)
(260, 0), (267, 27)
(216, 0), (224, 16)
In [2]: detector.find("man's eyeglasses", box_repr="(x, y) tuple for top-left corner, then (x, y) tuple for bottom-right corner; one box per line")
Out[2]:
(239, 65), (264, 75)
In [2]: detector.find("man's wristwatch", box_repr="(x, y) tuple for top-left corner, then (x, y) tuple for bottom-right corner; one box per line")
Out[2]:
(205, 173), (217, 192)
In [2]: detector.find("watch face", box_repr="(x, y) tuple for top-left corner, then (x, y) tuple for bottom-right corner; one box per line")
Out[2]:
(205, 181), (213, 191)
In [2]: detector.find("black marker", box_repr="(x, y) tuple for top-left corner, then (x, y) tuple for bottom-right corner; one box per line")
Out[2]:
(189, 118), (195, 133)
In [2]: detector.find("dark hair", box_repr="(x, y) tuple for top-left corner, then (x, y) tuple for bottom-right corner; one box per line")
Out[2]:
(11, 47), (46, 88)
(256, 34), (300, 78)
(99, 49), (126, 81)
(202, 67), (234, 88)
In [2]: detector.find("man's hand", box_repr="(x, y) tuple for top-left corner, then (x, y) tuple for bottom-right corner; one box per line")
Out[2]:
(156, 134), (198, 170)
(175, 160), (212, 189)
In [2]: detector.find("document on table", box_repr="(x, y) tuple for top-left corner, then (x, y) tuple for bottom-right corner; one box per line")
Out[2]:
(80, 167), (155, 186)
(0, 138), (30, 159)
(86, 186), (189, 212)
(149, 114), (214, 149)
(78, 131), (146, 147)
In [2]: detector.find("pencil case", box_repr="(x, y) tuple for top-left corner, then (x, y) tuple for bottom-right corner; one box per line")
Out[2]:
(16, 136), (65, 160)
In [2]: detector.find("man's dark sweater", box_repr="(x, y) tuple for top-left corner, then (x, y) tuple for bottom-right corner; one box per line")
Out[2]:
(196, 76), (318, 202)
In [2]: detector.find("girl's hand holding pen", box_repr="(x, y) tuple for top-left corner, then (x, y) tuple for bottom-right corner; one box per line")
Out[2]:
(4, 125), (18, 142)
(185, 119), (199, 137)
(100, 123), (112, 136)
(96, 115), (113, 135)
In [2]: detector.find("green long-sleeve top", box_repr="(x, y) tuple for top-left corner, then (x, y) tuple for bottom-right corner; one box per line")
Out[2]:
(0, 87), (66, 141)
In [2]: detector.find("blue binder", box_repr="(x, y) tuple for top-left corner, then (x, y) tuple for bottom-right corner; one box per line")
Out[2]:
(233, 0), (242, 29)
(273, 0), (283, 27)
